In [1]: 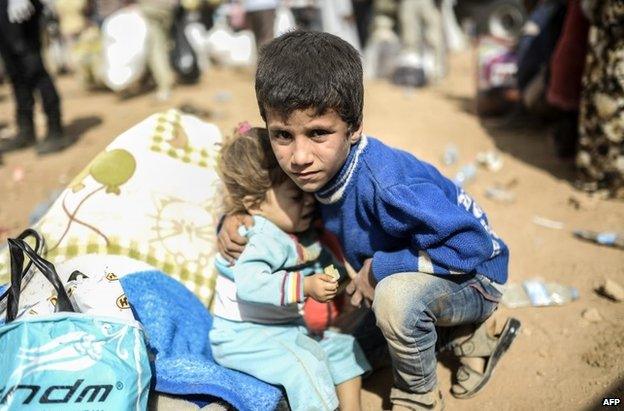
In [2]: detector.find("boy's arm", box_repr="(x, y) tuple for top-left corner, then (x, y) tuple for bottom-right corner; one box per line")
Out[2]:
(217, 212), (254, 262)
(233, 234), (305, 306)
(371, 181), (504, 283)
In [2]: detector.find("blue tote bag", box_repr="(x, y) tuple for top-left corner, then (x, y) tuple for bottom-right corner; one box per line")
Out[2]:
(0, 230), (151, 411)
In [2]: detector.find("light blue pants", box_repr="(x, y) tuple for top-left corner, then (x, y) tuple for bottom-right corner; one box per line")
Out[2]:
(210, 317), (371, 411)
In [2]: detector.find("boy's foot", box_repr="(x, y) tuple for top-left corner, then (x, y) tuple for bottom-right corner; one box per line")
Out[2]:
(390, 386), (445, 411)
(450, 317), (521, 399)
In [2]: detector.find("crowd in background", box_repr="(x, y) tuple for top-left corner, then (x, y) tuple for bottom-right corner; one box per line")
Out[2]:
(0, 0), (622, 197)
(480, 0), (623, 198)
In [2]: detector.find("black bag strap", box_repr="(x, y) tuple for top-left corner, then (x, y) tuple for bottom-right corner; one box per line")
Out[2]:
(0, 229), (44, 305)
(6, 235), (74, 322)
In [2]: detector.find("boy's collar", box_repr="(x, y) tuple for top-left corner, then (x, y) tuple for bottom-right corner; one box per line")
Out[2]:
(315, 135), (368, 205)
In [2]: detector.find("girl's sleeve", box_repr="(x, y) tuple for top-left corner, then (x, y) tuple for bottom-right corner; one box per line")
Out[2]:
(233, 233), (305, 306)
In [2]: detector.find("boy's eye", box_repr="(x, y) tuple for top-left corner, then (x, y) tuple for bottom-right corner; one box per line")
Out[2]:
(270, 130), (292, 141)
(310, 129), (331, 138)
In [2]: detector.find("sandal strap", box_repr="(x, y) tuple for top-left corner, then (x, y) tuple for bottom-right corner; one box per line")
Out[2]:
(452, 321), (498, 358)
(453, 364), (483, 393)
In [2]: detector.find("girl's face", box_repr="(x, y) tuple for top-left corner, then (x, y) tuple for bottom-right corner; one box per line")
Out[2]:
(249, 179), (317, 233)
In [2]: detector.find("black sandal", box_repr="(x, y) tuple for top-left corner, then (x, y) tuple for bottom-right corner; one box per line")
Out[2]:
(451, 317), (521, 399)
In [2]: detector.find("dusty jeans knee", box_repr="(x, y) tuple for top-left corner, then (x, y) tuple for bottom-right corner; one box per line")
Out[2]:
(372, 272), (502, 394)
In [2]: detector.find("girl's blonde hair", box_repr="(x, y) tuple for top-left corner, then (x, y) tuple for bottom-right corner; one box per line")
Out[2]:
(218, 126), (289, 213)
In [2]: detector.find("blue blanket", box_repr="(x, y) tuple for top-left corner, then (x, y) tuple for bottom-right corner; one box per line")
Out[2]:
(120, 271), (283, 411)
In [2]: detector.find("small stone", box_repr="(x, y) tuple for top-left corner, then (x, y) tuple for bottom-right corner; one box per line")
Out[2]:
(538, 348), (547, 358)
(536, 370), (544, 377)
(582, 308), (602, 323)
(567, 194), (598, 211)
(597, 278), (624, 302)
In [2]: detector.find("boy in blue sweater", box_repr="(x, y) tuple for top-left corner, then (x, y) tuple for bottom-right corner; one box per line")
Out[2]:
(219, 31), (520, 410)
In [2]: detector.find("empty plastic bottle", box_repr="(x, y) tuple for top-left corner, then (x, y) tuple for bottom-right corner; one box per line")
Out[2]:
(453, 163), (477, 186)
(574, 230), (624, 249)
(442, 144), (458, 166)
(501, 279), (579, 308)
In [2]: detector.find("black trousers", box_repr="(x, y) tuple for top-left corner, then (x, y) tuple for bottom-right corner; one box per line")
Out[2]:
(0, 0), (61, 131)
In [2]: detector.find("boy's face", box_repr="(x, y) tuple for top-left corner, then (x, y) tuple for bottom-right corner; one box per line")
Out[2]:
(266, 108), (362, 193)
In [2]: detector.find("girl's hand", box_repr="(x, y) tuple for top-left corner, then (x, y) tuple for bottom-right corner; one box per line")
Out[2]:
(304, 273), (338, 303)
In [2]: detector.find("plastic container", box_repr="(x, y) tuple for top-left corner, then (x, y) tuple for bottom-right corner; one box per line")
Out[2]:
(574, 230), (624, 249)
(453, 163), (477, 186)
(501, 279), (579, 308)
(442, 144), (459, 166)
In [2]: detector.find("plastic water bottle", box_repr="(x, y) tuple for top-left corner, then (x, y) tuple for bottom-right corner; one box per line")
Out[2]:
(442, 144), (458, 166)
(574, 230), (624, 249)
(501, 279), (579, 308)
(453, 163), (477, 186)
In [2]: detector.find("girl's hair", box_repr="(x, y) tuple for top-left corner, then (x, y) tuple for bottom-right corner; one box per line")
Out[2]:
(218, 126), (289, 213)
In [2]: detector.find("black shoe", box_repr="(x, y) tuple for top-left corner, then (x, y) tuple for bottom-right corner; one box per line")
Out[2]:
(0, 126), (36, 152)
(36, 131), (75, 155)
(0, 115), (37, 153)
(37, 135), (76, 155)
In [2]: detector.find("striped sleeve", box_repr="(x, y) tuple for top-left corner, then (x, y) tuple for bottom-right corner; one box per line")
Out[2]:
(280, 271), (305, 305)
(234, 232), (304, 306)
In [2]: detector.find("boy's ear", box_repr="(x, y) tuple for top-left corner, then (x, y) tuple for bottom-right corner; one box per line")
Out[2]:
(349, 122), (364, 144)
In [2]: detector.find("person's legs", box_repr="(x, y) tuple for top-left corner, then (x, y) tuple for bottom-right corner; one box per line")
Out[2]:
(210, 318), (339, 411)
(19, 9), (71, 153)
(372, 272), (502, 409)
(336, 376), (362, 411)
(352, 0), (373, 47)
(247, 9), (276, 49)
(0, 2), (72, 154)
(291, 7), (322, 32)
(419, 0), (445, 78)
(0, 6), (37, 150)
(141, 5), (175, 100)
(398, 0), (421, 53)
(316, 328), (371, 410)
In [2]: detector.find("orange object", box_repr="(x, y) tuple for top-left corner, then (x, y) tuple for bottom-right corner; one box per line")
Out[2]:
(303, 225), (346, 333)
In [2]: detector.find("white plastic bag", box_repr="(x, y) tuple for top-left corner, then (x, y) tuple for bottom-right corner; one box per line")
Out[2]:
(101, 6), (148, 92)
(66, 270), (135, 321)
(185, 22), (211, 71)
(274, 6), (296, 37)
(206, 24), (255, 67)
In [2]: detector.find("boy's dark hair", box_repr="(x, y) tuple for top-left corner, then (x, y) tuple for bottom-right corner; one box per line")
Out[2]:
(255, 30), (363, 132)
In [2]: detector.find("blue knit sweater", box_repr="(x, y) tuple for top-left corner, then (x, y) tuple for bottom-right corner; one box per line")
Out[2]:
(315, 136), (509, 284)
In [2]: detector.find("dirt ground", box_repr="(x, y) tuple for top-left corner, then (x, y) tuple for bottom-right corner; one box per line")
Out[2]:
(1, 51), (623, 410)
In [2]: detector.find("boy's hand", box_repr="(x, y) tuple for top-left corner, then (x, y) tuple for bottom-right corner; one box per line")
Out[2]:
(346, 258), (376, 306)
(217, 212), (254, 263)
(304, 273), (338, 303)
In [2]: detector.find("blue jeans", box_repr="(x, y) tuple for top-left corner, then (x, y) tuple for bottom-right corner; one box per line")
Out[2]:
(360, 272), (502, 394)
